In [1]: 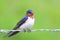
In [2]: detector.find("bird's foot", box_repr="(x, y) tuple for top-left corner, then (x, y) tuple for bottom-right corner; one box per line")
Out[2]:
(26, 29), (31, 32)
(23, 29), (26, 32)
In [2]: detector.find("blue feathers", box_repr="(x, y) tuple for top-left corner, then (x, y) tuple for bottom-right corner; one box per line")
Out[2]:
(26, 9), (33, 14)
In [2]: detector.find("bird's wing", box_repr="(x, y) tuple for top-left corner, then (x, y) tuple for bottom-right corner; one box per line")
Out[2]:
(13, 16), (28, 30)
(7, 16), (28, 37)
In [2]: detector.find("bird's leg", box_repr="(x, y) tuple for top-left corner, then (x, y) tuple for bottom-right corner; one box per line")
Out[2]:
(26, 29), (31, 32)
(23, 29), (26, 32)
(23, 29), (31, 32)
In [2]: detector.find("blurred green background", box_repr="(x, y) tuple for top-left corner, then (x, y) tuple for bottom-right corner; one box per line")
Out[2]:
(0, 0), (60, 40)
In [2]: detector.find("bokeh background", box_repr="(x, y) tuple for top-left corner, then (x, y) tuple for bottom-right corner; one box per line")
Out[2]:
(0, 0), (60, 40)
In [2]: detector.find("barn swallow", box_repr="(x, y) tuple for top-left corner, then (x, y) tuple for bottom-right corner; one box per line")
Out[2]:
(8, 9), (35, 37)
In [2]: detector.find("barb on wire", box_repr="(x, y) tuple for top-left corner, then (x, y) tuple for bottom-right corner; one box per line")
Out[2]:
(0, 29), (60, 33)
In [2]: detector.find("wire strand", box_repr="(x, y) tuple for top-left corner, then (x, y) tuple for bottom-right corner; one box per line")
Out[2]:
(0, 29), (60, 33)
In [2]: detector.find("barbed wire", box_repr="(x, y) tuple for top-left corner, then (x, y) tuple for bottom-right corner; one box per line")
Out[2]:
(0, 29), (60, 33)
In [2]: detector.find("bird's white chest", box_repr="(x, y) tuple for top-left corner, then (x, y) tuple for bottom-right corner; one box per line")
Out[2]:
(26, 17), (34, 26)
(20, 17), (35, 29)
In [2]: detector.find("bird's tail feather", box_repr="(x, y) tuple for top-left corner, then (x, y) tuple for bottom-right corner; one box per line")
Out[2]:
(8, 31), (20, 37)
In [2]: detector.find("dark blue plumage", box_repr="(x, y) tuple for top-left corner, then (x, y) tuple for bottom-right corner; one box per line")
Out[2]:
(8, 16), (28, 37)
(8, 9), (34, 37)
(13, 16), (28, 30)
(26, 9), (33, 14)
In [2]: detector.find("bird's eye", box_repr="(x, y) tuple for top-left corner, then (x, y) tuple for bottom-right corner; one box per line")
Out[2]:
(28, 13), (33, 16)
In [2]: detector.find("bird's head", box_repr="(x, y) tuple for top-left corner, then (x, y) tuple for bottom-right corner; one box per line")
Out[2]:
(26, 9), (34, 17)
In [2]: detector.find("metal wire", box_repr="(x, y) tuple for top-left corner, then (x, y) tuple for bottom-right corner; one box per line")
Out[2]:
(0, 29), (60, 33)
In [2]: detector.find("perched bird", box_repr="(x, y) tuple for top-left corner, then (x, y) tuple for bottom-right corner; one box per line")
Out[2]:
(8, 9), (35, 37)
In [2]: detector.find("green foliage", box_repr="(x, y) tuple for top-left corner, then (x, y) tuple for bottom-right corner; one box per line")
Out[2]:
(0, 0), (60, 40)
